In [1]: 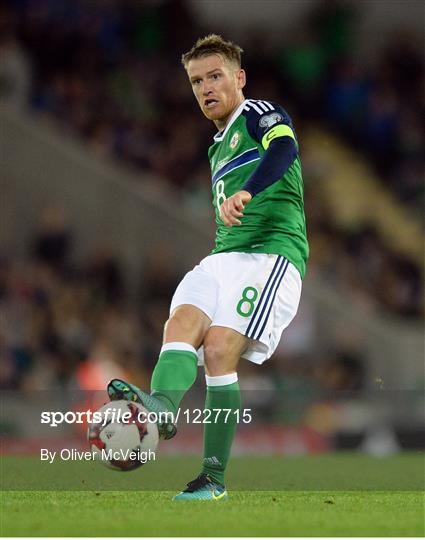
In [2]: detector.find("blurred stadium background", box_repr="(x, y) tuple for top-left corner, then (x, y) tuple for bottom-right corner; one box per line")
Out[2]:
(1, 0), (424, 461)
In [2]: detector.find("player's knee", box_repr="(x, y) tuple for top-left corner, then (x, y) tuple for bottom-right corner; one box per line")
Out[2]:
(203, 340), (228, 376)
(164, 310), (192, 336)
(203, 327), (246, 376)
(163, 305), (209, 348)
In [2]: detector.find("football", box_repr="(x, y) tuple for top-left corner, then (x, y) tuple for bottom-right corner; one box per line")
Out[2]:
(87, 400), (158, 471)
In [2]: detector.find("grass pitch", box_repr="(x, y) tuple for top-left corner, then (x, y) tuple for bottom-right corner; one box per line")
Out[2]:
(1, 454), (424, 536)
(2, 490), (423, 536)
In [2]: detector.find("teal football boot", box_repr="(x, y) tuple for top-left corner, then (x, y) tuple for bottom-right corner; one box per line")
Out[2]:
(173, 473), (228, 501)
(107, 378), (177, 440)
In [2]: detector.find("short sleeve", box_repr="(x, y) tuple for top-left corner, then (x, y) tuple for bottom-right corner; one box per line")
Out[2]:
(243, 100), (298, 150)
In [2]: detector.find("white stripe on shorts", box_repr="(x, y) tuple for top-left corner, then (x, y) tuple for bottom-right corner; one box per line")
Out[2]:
(245, 257), (289, 340)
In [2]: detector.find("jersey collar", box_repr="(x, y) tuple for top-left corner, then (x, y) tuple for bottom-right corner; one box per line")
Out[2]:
(213, 99), (248, 142)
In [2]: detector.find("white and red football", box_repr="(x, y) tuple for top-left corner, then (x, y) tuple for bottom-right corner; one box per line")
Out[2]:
(88, 400), (158, 471)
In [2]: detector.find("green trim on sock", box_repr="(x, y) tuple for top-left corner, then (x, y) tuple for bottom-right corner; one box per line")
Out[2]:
(150, 349), (198, 414)
(202, 380), (241, 485)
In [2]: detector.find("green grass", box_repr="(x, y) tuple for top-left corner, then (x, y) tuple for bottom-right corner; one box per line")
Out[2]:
(1, 453), (423, 491)
(1, 490), (423, 536)
(1, 454), (424, 536)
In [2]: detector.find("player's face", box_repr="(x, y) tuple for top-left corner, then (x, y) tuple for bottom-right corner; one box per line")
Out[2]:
(187, 54), (246, 128)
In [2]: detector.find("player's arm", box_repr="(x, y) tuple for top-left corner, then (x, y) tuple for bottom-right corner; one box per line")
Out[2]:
(241, 135), (297, 197)
(219, 105), (298, 226)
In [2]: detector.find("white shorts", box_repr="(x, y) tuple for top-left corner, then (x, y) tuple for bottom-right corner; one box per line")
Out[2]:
(170, 252), (302, 365)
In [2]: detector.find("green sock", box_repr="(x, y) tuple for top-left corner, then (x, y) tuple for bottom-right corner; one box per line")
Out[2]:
(150, 342), (198, 414)
(202, 374), (241, 485)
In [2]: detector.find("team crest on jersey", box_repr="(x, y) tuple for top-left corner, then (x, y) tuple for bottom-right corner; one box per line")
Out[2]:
(259, 112), (283, 129)
(229, 131), (240, 149)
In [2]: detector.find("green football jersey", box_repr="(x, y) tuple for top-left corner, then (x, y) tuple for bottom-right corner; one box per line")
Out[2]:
(208, 98), (309, 279)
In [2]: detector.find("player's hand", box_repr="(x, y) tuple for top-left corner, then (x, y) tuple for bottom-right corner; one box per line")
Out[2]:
(219, 190), (252, 227)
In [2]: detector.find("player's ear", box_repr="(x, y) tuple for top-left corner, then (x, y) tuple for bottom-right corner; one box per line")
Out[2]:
(237, 69), (246, 90)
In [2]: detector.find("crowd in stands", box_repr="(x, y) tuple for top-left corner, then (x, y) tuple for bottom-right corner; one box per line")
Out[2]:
(2, 0), (423, 207)
(1, 1), (423, 394)
(278, 2), (423, 211)
(1, 206), (367, 411)
(0, 207), (164, 391)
